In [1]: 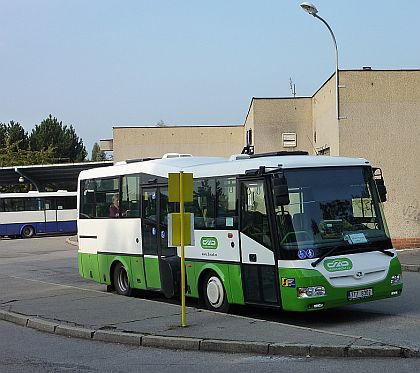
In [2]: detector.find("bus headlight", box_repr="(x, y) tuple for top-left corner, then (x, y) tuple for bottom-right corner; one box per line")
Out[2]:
(390, 274), (402, 285)
(298, 286), (326, 298)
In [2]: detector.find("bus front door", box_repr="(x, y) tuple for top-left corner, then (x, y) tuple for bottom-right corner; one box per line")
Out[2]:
(142, 187), (161, 289)
(141, 186), (178, 294)
(239, 178), (280, 307)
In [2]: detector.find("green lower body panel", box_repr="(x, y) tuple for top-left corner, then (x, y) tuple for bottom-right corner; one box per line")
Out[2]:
(79, 252), (101, 283)
(78, 252), (155, 291)
(185, 260), (245, 305)
(78, 253), (245, 304)
(279, 257), (403, 312)
(130, 256), (146, 289)
(144, 256), (161, 289)
(78, 252), (402, 312)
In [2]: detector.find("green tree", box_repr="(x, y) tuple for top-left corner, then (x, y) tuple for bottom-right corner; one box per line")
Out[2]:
(156, 120), (167, 127)
(7, 121), (29, 149)
(0, 138), (59, 167)
(0, 122), (6, 148)
(29, 115), (87, 162)
(91, 142), (107, 161)
(0, 121), (28, 149)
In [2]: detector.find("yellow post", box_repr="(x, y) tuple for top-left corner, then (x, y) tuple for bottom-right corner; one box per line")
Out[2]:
(179, 171), (186, 327)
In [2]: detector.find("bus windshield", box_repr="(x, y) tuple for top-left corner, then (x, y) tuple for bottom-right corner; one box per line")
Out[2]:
(274, 166), (390, 260)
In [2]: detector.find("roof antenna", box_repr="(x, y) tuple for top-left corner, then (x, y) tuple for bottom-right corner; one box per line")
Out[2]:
(289, 78), (296, 98)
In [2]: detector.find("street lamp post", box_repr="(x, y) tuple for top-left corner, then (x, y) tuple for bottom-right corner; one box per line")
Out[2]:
(300, 2), (341, 120)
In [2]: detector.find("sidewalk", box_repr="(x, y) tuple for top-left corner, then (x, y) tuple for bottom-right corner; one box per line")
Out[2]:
(0, 273), (418, 359)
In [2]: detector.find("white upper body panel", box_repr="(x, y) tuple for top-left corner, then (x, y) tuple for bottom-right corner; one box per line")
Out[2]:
(0, 191), (77, 198)
(78, 154), (370, 181)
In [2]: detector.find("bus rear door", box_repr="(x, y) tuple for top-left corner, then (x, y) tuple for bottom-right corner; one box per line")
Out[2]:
(43, 198), (58, 233)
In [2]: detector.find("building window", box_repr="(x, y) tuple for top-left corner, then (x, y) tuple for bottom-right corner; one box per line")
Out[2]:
(282, 133), (297, 148)
(246, 129), (253, 146)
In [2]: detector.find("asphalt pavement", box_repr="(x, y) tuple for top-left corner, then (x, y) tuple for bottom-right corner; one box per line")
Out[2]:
(1, 236), (419, 359)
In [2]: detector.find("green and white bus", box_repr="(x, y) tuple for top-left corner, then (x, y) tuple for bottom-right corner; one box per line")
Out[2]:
(77, 152), (403, 312)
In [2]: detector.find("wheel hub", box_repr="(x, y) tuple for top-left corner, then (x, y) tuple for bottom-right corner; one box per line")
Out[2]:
(118, 269), (128, 292)
(207, 277), (224, 308)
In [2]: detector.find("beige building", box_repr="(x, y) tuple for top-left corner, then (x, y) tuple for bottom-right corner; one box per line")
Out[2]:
(101, 69), (420, 248)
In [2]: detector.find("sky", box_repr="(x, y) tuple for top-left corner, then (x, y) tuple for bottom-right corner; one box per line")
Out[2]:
(1, 0), (419, 157)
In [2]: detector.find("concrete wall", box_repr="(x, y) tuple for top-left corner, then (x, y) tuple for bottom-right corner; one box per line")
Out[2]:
(244, 100), (255, 148)
(251, 98), (313, 154)
(106, 69), (420, 245)
(338, 70), (420, 242)
(312, 75), (339, 155)
(112, 126), (244, 162)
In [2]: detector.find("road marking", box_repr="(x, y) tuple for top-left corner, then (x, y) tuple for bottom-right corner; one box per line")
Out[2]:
(3, 275), (108, 295)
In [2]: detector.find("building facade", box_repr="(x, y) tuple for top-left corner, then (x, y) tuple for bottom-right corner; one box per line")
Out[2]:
(101, 69), (420, 247)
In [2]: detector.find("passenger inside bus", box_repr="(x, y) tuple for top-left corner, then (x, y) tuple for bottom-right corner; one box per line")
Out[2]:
(109, 194), (120, 218)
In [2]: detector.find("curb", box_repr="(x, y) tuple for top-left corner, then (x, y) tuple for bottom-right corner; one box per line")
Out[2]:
(66, 236), (78, 247)
(401, 264), (420, 273)
(1, 310), (418, 359)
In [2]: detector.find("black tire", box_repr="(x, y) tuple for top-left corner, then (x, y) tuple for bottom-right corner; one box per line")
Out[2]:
(201, 272), (229, 313)
(21, 226), (35, 239)
(113, 262), (132, 296)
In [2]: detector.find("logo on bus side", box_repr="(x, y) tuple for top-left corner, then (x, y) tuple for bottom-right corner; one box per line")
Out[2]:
(323, 258), (353, 272)
(200, 237), (218, 250)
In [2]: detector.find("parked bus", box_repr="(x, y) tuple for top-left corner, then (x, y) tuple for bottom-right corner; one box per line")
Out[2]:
(77, 152), (403, 312)
(0, 191), (77, 238)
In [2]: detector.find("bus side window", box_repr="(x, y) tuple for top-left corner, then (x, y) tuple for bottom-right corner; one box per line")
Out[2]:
(56, 196), (77, 210)
(80, 180), (96, 218)
(25, 198), (39, 211)
(186, 178), (216, 229)
(121, 175), (140, 218)
(5, 198), (25, 212)
(43, 198), (56, 211)
(95, 177), (119, 218)
(215, 177), (237, 229)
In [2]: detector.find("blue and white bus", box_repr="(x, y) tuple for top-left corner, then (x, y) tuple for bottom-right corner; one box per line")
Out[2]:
(0, 191), (77, 238)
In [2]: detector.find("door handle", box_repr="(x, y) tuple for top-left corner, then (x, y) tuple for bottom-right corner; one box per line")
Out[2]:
(249, 254), (257, 262)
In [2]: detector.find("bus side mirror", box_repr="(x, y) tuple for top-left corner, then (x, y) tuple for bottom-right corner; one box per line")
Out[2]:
(273, 175), (290, 206)
(373, 168), (387, 203)
(376, 179), (387, 202)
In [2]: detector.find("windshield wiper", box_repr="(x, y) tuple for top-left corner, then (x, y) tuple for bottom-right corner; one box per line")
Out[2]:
(311, 245), (341, 267)
(376, 248), (394, 257)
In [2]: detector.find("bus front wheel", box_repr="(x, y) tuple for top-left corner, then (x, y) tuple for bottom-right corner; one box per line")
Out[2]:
(113, 262), (132, 296)
(202, 272), (229, 313)
(21, 226), (35, 239)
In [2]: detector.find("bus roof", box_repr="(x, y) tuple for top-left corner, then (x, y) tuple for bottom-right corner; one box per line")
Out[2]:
(0, 191), (77, 199)
(78, 154), (370, 180)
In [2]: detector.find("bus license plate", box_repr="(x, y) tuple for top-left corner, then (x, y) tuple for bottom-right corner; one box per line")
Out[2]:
(347, 288), (373, 300)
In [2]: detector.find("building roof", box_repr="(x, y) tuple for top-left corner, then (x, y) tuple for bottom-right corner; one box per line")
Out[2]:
(112, 124), (243, 129)
(0, 161), (113, 189)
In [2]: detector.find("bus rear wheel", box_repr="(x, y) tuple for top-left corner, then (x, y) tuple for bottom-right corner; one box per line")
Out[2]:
(21, 226), (35, 239)
(202, 272), (229, 313)
(113, 263), (132, 296)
